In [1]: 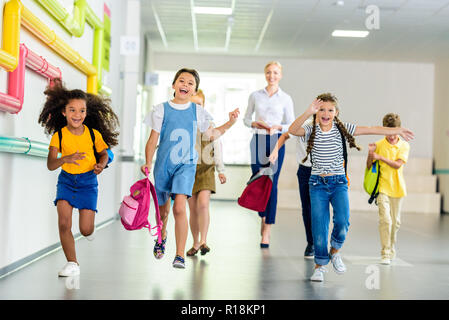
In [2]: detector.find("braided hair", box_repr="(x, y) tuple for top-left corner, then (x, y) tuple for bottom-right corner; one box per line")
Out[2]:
(302, 93), (360, 163)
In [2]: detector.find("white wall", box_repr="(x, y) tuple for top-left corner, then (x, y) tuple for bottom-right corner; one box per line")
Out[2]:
(151, 52), (435, 200)
(434, 59), (449, 212)
(152, 52), (434, 159)
(0, 0), (127, 270)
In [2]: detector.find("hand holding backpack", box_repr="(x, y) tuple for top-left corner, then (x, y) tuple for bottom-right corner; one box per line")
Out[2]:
(364, 160), (380, 204)
(238, 166), (274, 212)
(119, 168), (162, 244)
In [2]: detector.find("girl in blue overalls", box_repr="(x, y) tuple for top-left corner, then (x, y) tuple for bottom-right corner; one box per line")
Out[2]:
(142, 68), (240, 268)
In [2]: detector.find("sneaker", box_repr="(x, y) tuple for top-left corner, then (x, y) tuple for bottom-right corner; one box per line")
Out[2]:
(153, 237), (167, 259)
(172, 255), (185, 269)
(85, 227), (96, 241)
(380, 257), (391, 265)
(304, 244), (314, 259)
(310, 266), (327, 282)
(58, 262), (80, 277)
(330, 252), (346, 274)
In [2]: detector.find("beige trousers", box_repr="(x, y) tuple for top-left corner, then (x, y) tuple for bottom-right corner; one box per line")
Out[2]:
(377, 193), (404, 259)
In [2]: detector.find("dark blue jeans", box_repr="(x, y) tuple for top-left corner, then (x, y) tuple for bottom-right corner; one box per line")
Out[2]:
(309, 174), (350, 266)
(297, 165), (313, 246)
(250, 133), (285, 224)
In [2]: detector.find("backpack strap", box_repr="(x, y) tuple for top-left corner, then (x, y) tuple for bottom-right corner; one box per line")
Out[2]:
(143, 167), (162, 244)
(58, 129), (62, 153)
(368, 160), (380, 204)
(149, 181), (163, 244)
(87, 126), (99, 161)
(336, 124), (349, 185)
(87, 126), (110, 168)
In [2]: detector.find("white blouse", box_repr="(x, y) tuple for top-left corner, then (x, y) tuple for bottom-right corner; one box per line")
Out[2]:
(243, 87), (295, 135)
(144, 101), (213, 133)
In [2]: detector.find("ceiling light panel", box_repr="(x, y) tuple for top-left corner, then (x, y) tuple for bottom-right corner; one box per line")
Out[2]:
(332, 30), (369, 37)
(194, 7), (233, 15)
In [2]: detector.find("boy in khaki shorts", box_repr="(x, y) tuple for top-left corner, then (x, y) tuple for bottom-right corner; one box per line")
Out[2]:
(366, 113), (410, 265)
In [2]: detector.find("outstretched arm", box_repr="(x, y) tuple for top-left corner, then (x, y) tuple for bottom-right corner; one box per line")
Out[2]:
(354, 126), (414, 141)
(141, 129), (160, 175)
(288, 99), (323, 136)
(205, 108), (240, 141)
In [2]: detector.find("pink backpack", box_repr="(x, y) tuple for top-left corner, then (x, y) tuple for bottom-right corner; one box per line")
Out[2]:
(119, 168), (162, 244)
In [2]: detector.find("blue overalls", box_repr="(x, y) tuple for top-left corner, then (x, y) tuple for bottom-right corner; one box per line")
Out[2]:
(154, 102), (198, 206)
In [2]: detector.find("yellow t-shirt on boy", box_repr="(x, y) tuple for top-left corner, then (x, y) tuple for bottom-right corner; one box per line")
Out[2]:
(49, 125), (108, 174)
(375, 137), (410, 198)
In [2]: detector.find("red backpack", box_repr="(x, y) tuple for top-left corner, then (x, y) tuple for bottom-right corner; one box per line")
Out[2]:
(119, 168), (162, 244)
(238, 167), (273, 212)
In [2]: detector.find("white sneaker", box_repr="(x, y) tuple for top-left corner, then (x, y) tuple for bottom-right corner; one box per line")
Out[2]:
(330, 252), (346, 274)
(85, 227), (96, 241)
(58, 262), (80, 277)
(380, 258), (391, 265)
(310, 266), (327, 282)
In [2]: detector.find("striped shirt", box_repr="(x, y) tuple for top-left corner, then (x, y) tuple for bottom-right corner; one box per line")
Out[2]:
(302, 122), (357, 175)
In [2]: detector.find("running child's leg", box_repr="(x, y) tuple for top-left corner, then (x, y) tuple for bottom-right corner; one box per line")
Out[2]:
(187, 193), (201, 249)
(197, 190), (211, 246)
(79, 209), (95, 237)
(57, 200), (77, 263)
(309, 178), (331, 267)
(159, 200), (170, 240)
(329, 181), (350, 255)
(173, 194), (188, 258)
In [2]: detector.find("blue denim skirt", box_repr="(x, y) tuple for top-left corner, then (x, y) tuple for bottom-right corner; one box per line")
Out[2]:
(54, 170), (99, 212)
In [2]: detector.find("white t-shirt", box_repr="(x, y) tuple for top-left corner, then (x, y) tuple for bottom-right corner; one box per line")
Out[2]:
(143, 101), (213, 133)
(294, 119), (312, 167)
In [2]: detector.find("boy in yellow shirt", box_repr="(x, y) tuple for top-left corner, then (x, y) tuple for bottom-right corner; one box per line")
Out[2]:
(366, 113), (410, 265)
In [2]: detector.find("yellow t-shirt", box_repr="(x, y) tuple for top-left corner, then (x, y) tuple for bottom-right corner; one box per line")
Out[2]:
(375, 137), (410, 198)
(49, 125), (108, 174)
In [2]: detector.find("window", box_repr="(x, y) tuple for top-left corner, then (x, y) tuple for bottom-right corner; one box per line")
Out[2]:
(149, 71), (265, 164)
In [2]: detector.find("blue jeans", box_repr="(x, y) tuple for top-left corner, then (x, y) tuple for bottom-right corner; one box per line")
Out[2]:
(250, 133), (285, 224)
(309, 174), (350, 266)
(297, 165), (313, 245)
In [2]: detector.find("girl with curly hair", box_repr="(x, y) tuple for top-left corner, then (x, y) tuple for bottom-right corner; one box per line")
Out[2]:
(269, 93), (414, 282)
(38, 79), (119, 277)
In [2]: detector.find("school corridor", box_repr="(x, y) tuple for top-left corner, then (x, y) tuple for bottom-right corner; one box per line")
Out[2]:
(2, 0), (449, 303)
(1, 200), (448, 300)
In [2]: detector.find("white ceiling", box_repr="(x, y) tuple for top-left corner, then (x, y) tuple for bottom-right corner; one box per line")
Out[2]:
(142, 0), (449, 62)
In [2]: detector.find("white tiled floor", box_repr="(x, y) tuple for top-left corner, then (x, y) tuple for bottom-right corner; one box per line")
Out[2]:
(0, 201), (448, 299)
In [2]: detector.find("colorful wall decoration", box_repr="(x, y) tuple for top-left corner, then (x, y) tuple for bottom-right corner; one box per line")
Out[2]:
(0, 43), (61, 114)
(0, 0), (112, 115)
(34, 0), (111, 95)
(0, 0), (113, 156)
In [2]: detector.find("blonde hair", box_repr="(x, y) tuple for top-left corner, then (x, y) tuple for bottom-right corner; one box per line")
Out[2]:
(264, 61), (282, 72)
(192, 89), (205, 106)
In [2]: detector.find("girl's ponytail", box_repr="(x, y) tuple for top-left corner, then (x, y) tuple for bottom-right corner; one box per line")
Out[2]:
(302, 114), (316, 163)
(334, 116), (361, 151)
